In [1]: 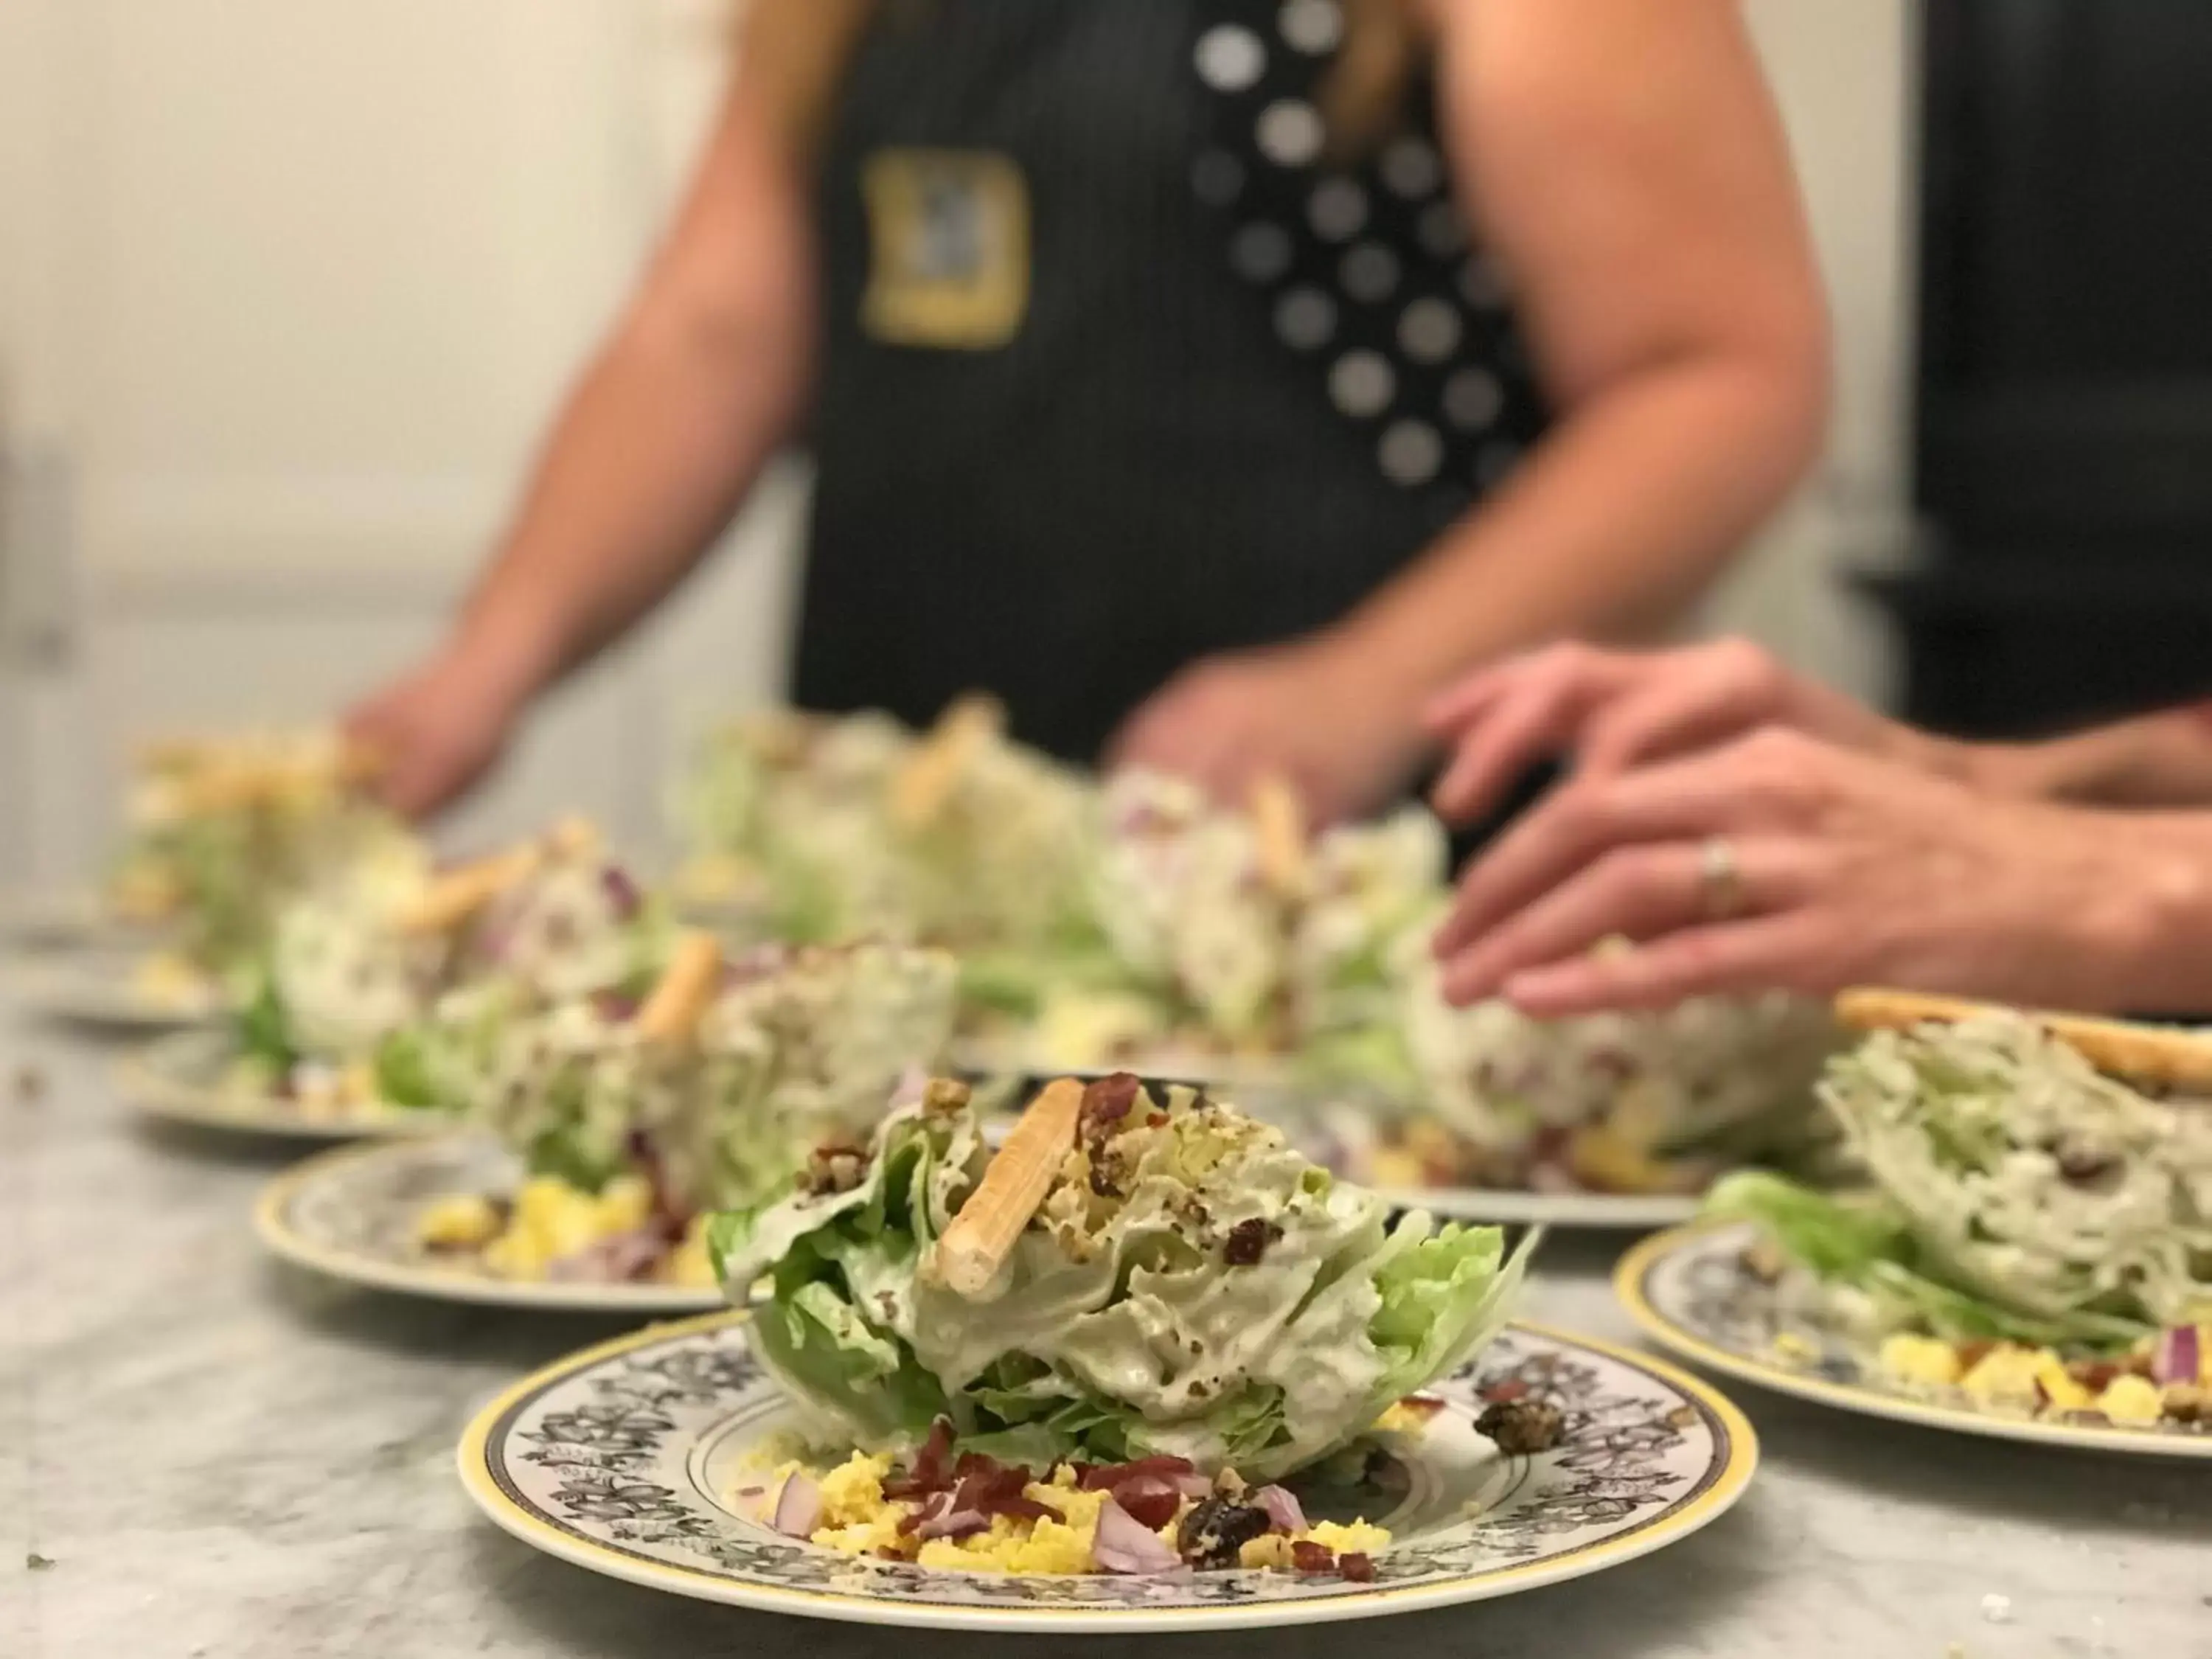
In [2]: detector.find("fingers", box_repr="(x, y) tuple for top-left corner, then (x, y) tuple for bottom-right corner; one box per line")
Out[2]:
(1500, 911), (1838, 1016)
(1437, 838), (1807, 1005)
(1578, 655), (1777, 779)
(1428, 673), (1593, 827)
(1432, 740), (1803, 959)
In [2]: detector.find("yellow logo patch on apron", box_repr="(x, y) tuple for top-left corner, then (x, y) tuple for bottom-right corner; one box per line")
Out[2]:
(860, 149), (1030, 350)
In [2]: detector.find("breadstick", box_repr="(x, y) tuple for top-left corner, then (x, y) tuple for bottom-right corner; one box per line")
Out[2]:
(396, 845), (543, 937)
(635, 933), (724, 1046)
(1248, 774), (1310, 901)
(1835, 987), (2212, 1093)
(930, 1077), (1084, 1296)
(891, 694), (1004, 832)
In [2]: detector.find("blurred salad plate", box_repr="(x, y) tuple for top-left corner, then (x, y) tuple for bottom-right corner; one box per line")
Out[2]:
(458, 1069), (1754, 1630)
(1617, 992), (2212, 1457)
(8, 945), (227, 1031)
(118, 1029), (445, 1141)
(0, 888), (161, 952)
(254, 1134), (727, 1313)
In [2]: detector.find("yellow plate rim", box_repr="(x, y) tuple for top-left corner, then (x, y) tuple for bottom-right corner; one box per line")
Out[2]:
(453, 1312), (1760, 1632)
(1615, 1220), (2212, 1460)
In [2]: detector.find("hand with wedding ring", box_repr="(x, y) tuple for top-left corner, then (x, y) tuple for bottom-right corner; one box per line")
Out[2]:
(1428, 728), (2212, 1018)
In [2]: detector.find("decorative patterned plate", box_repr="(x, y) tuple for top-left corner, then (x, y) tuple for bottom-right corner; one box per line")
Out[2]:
(255, 1134), (728, 1314)
(1617, 1220), (2212, 1458)
(7, 948), (223, 1030)
(119, 1030), (448, 1141)
(456, 1314), (1756, 1631)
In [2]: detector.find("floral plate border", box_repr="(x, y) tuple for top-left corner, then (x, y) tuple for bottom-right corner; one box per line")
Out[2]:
(456, 1312), (1756, 1632)
(1617, 1220), (2212, 1460)
(254, 1135), (728, 1315)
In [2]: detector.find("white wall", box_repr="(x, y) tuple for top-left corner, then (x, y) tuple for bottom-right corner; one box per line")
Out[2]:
(1709, 0), (1917, 702)
(4, 0), (1917, 886)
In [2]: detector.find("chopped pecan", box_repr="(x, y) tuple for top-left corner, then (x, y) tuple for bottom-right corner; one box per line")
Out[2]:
(1477, 1398), (1566, 1455)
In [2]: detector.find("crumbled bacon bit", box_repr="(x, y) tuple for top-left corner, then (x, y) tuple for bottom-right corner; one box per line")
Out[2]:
(1110, 1476), (1181, 1530)
(1339, 1551), (1376, 1583)
(2067, 1360), (2123, 1392)
(883, 1418), (956, 1499)
(1955, 1340), (1996, 1372)
(1077, 1455), (1197, 1491)
(1223, 1218), (1284, 1266)
(2056, 1147), (2120, 1186)
(1394, 1394), (1447, 1419)
(1290, 1540), (1336, 1574)
(1080, 1071), (1143, 1136)
(1145, 1112), (1168, 1127)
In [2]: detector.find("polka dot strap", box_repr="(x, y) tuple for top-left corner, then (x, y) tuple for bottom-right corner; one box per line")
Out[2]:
(1189, 0), (1549, 509)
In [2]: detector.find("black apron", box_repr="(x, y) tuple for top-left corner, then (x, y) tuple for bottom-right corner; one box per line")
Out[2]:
(796, 0), (1548, 768)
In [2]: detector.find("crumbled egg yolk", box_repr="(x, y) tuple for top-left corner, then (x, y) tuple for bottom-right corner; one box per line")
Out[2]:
(662, 1216), (717, 1287)
(2096, 1374), (2165, 1425)
(1372, 1399), (1442, 1436)
(414, 1193), (504, 1251)
(779, 1454), (1388, 1576)
(1878, 1334), (1962, 1389)
(473, 1175), (655, 1279)
(1893, 1338), (2181, 1425)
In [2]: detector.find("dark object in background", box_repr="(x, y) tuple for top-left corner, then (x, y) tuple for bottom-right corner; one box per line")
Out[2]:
(1882, 0), (2212, 738)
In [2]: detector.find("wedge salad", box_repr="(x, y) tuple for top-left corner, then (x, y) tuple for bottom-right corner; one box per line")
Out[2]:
(411, 933), (958, 1287)
(712, 1071), (1540, 1576)
(1378, 950), (1843, 1197)
(106, 731), (410, 983)
(1708, 1007), (2212, 1430)
(232, 820), (667, 1124)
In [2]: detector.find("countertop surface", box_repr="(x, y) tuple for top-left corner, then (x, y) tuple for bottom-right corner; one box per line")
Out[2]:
(4, 999), (2209, 1659)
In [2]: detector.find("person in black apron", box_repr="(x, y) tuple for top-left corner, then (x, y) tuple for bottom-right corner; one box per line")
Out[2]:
(351, 0), (1827, 833)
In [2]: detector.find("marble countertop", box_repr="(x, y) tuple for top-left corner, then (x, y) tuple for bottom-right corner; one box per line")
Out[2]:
(5, 1001), (2210, 1659)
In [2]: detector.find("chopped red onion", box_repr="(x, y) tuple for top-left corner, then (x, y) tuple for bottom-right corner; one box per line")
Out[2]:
(599, 864), (642, 921)
(546, 1230), (666, 1283)
(2154, 1325), (2202, 1385)
(773, 1472), (822, 1538)
(1253, 1485), (1307, 1534)
(1091, 1498), (1181, 1575)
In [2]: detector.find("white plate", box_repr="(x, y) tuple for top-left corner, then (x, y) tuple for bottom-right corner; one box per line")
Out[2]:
(255, 1134), (728, 1314)
(0, 889), (154, 952)
(7, 950), (223, 1030)
(456, 1315), (1755, 1632)
(1281, 1105), (1702, 1231)
(1618, 1220), (2212, 1459)
(947, 1037), (1303, 1100)
(118, 1029), (448, 1142)
(1379, 1185), (1699, 1230)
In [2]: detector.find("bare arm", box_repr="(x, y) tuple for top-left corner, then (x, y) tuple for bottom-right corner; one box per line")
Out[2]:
(349, 0), (867, 815)
(1341, 0), (1830, 720)
(1110, 0), (1829, 821)
(451, 76), (817, 707)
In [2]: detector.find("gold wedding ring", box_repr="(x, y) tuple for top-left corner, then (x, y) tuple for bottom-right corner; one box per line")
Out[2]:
(1698, 836), (1745, 922)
